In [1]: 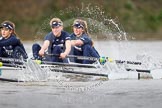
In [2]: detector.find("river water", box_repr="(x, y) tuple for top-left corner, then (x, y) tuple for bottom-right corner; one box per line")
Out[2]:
(0, 41), (162, 108)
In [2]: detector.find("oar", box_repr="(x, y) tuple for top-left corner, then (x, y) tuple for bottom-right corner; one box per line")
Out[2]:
(0, 78), (23, 82)
(50, 68), (108, 77)
(43, 56), (161, 79)
(0, 62), (25, 68)
(46, 53), (99, 61)
(34, 60), (97, 68)
(0, 57), (24, 65)
(126, 68), (150, 73)
(126, 68), (162, 79)
(0, 66), (22, 70)
(46, 53), (142, 65)
(115, 60), (141, 65)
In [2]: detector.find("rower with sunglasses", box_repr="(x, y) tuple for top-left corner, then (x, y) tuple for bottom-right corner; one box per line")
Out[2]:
(70, 19), (100, 64)
(32, 18), (71, 62)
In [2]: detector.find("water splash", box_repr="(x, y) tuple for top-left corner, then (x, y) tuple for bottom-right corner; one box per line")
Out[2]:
(18, 60), (50, 82)
(31, 4), (135, 79)
(36, 4), (130, 42)
(136, 54), (162, 69)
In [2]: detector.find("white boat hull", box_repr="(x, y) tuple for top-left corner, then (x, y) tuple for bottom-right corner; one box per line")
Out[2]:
(0, 68), (23, 82)
(0, 64), (108, 82)
(0, 61), (161, 82)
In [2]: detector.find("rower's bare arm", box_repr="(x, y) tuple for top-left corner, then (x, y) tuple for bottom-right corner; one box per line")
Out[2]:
(71, 40), (83, 46)
(71, 40), (75, 46)
(60, 40), (71, 59)
(39, 40), (50, 56)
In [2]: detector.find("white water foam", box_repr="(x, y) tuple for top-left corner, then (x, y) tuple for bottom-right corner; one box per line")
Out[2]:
(18, 60), (50, 82)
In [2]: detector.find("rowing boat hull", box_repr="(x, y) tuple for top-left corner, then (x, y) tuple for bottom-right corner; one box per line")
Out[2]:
(0, 61), (154, 82)
(0, 63), (108, 82)
(0, 68), (153, 82)
(0, 68), (23, 82)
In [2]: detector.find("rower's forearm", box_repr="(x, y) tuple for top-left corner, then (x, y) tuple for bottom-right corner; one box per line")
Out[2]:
(70, 40), (75, 46)
(64, 41), (71, 55)
(71, 40), (83, 46)
(41, 40), (50, 51)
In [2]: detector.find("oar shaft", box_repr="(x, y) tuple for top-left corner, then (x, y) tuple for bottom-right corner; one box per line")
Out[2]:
(0, 57), (24, 65)
(46, 54), (98, 61)
(51, 68), (108, 77)
(46, 53), (142, 65)
(0, 67), (23, 70)
(126, 68), (150, 73)
(39, 61), (96, 68)
(0, 78), (23, 82)
(0, 62), (25, 68)
(115, 60), (142, 65)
